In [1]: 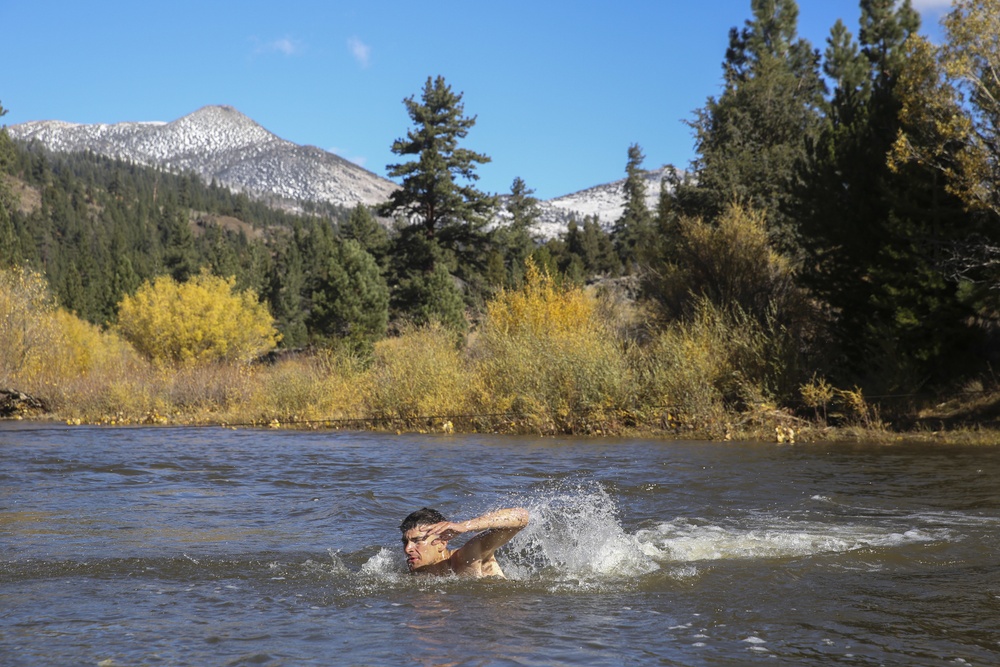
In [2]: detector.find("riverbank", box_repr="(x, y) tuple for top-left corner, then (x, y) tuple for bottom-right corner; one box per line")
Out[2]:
(7, 383), (999, 446)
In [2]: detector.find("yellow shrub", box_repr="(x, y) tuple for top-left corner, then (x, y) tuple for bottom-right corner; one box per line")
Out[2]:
(363, 323), (473, 422)
(0, 266), (58, 384)
(117, 270), (280, 367)
(640, 298), (772, 428)
(475, 260), (633, 431)
(246, 351), (366, 424)
(485, 259), (594, 339)
(47, 309), (137, 377)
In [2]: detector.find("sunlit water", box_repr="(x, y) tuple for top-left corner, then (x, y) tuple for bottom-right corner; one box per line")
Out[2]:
(2, 424), (999, 666)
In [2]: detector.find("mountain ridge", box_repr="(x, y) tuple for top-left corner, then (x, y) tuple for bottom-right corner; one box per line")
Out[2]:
(8, 105), (670, 236)
(8, 105), (399, 211)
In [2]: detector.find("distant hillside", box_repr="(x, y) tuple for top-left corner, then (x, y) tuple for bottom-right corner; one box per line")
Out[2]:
(7, 105), (399, 211)
(528, 166), (675, 239)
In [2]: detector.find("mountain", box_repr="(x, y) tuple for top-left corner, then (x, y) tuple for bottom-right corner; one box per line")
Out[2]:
(529, 166), (674, 239)
(7, 105), (399, 210)
(7, 105), (673, 236)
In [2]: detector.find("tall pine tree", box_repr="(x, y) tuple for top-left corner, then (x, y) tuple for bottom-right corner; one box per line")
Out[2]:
(795, 0), (979, 391)
(676, 0), (825, 255)
(612, 144), (653, 271)
(380, 76), (496, 329)
(491, 176), (540, 287)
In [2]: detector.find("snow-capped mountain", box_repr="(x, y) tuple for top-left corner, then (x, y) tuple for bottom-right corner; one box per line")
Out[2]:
(529, 166), (675, 239)
(7, 105), (399, 210)
(7, 105), (673, 237)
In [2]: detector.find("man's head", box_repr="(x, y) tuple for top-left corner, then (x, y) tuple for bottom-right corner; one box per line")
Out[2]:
(400, 507), (447, 533)
(400, 508), (449, 572)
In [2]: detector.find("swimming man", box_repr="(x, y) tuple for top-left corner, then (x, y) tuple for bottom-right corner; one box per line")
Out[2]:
(399, 506), (529, 577)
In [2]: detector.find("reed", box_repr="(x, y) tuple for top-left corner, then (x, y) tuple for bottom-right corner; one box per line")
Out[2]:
(636, 297), (795, 436)
(242, 351), (367, 425)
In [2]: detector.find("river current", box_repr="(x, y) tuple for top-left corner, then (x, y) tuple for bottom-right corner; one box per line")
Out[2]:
(1, 424), (998, 666)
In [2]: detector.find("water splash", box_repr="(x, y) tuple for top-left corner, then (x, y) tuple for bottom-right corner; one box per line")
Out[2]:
(358, 547), (401, 578)
(351, 481), (955, 587)
(502, 481), (659, 581)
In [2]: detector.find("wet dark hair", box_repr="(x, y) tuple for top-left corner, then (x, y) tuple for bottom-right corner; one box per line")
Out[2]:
(400, 507), (447, 533)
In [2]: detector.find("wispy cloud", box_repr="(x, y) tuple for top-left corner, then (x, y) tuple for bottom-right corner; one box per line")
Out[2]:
(330, 146), (367, 167)
(910, 0), (953, 13)
(348, 37), (371, 68)
(254, 36), (304, 57)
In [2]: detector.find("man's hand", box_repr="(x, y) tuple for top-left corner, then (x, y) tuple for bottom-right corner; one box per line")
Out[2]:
(422, 520), (466, 543)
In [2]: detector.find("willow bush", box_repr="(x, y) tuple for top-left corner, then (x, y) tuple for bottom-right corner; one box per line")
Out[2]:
(36, 309), (151, 416)
(117, 270), (280, 367)
(362, 323), (475, 427)
(0, 266), (151, 417)
(645, 203), (818, 404)
(637, 298), (779, 433)
(0, 266), (59, 385)
(473, 260), (634, 432)
(245, 350), (367, 425)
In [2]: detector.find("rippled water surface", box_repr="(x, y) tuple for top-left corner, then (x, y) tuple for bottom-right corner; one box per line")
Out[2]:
(2, 424), (999, 666)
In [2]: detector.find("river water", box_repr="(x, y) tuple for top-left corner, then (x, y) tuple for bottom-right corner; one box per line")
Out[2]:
(1, 424), (998, 666)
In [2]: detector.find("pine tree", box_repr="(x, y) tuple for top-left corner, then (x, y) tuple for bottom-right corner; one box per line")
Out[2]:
(387, 222), (467, 334)
(493, 176), (540, 287)
(308, 239), (389, 348)
(381, 76), (496, 240)
(566, 216), (619, 277)
(394, 258), (468, 335)
(266, 235), (308, 348)
(159, 197), (198, 282)
(612, 144), (653, 270)
(341, 204), (389, 265)
(676, 0), (825, 255)
(795, 0), (979, 390)
(380, 76), (497, 320)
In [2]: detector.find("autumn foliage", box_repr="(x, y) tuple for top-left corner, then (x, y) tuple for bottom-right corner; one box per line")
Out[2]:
(117, 270), (279, 367)
(474, 260), (633, 431)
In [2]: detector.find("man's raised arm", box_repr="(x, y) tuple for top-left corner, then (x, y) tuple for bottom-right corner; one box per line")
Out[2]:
(423, 507), (529, 565)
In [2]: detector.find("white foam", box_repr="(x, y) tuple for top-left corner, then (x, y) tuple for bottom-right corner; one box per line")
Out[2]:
(359, 547), (401, 577)
(341, 483), (958, 589)
(635, 518), (947, 562)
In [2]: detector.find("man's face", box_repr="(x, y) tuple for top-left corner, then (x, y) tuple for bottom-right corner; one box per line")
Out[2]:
(401, 526), (447, 571)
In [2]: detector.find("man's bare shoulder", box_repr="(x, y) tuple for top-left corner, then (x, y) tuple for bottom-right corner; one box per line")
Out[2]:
(450, 551), (506, 578)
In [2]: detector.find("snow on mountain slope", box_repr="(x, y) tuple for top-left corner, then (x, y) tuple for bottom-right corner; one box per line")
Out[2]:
(530, 166), (676, 239)
(7, 105), (399, 210)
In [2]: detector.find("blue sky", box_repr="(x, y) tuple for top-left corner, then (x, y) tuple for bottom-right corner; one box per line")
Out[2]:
(1, 1), (952, 201)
